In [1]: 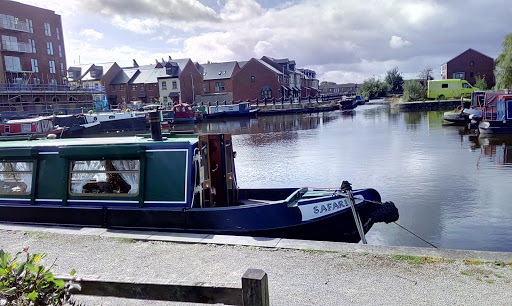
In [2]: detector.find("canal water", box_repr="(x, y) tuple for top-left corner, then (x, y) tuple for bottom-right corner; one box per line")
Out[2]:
(179, 102), (512, 252)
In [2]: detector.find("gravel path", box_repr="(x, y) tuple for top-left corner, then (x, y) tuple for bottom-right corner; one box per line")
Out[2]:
(1, 229), (511, 305)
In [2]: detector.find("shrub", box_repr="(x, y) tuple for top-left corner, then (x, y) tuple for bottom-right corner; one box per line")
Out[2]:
(402, 80), (425, 102)
(0, 248), (80, 305)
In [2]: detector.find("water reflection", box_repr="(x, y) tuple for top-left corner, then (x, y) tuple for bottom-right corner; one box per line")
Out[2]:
(469, 135), (512, 167)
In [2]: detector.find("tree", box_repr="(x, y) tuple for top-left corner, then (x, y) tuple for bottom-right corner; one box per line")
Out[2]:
(496, 32), (512, 89)
(357, 77), (391, 99)
(474, 75), (488, 90)
(402, 80), (425, 102)
(384, 67), (404, 93)
(320, 81), (337, 86)
(418, 66), (434, 86)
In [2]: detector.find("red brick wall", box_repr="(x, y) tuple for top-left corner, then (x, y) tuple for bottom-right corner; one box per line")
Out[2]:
(0, 1), (67, 85)
(232, 58), (281, 102)
(178, 60), (203, 104)
(446, 49), (495, 88)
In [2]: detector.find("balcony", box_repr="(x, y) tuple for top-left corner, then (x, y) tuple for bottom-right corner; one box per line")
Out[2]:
(1, 41), (32, 53)
(0, 20), (30, 33)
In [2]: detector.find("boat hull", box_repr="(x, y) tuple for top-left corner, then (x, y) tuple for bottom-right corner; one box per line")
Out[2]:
(478, 120), (512, 135)
(0, 188), (398, 243)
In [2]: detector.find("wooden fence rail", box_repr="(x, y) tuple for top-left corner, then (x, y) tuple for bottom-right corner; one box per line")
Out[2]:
(57, 268), (269, 306)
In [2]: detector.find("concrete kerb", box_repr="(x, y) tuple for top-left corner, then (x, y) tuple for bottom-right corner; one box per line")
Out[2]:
(1, 223), (511, 262)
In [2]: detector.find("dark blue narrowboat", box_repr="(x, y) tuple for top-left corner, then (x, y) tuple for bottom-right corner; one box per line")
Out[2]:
(478, 94), (512, 134)
(0, 113), (398, 242)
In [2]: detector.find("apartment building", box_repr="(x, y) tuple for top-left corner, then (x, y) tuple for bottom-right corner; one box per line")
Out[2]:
(1, 0), (67, 85)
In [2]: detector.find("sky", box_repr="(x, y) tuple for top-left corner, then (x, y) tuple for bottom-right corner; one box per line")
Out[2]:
(16, 0), (512, 84)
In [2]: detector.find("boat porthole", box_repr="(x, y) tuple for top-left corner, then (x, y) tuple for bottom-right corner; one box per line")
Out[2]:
(94, 117), (97, 121)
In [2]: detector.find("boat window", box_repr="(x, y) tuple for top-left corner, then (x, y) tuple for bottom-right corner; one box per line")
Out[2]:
(0, 162), (33, 195)
(69, 160), (140, 196)
(4, 125), (10, 133)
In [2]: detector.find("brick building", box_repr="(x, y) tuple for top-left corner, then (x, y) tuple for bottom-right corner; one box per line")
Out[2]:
(1, 0), (67, 85)
(231, 58), (283, 102)
(441, 48), (495, 89)
(199, 61), (240, 104)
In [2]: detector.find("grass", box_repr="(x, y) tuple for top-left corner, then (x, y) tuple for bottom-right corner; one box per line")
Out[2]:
(116, 237), (136, 243)
(463, 258), (484, 265)
(391, 254), (454, 265)
(300, 249), (338, 254)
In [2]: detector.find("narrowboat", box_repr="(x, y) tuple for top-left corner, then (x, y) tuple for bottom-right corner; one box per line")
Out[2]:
(0, 112), (398, 242)
(83, 111), (147, 132)
(339, 96), (358, 111)
(0, 116), (67, 137)
(478, 94), (512, 135)
(205, 102), (259, 119)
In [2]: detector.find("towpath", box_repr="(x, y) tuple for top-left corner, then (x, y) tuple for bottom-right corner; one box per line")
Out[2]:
(0, 224), (511, 305)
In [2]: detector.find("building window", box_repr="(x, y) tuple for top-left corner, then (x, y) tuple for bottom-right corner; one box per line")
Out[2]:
(28, 19), (33, 33)
(69, 160), (140, 195)
(33, 78), (40, 85)
(60, 62), (64, 75)
(4, 56), (21, 72)
(470, 61), (474, 66)
(0, 162), (34, 195)
(251, 76), (255, 82)
(163, 97), (168, 104)
(132, 84), (137, 91)
(58, 45), (62, 57)
(122, 97), (126, 103)
(29, 39), (36, 53)
(56, 27), (60, 40)
(452, 72), (465, 79)
(470, 72), (474, 77)
(215, 82), (225, 92)
(148, 84), (153, 90)
(49, 60), (56, 73)
(172, 81), (177, 89)
(46, 42), (53, 55)
(261, 86), (272, 99)
(44, 23), (51, 36)
(31, 58), (39, 72)
(140, 84), (144, 90)
(1, 35), (18, 51)
(120, 84), (125, 91)
(111, 85), (116, 91)
(161, 81), (167, 90)
(203, 84), (207, 93)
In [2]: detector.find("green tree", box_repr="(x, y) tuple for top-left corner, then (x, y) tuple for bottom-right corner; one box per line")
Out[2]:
(402, 80), (425, 102)
(357, 77), (391, 99)
(384, 67), (404, 93)
(474, 75), (488, 90)
(496, 32), (512, 89)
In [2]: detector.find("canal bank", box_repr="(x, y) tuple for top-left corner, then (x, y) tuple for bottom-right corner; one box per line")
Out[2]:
(0, 223), (511, 305)
(390, 98), (461, 110)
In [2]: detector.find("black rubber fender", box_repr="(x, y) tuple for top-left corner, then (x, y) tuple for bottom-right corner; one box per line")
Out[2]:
(369, 201), (399, 223)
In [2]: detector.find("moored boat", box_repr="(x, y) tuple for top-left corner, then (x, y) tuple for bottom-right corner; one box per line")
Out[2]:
(205, 102), (259, 118)
(339, 96), (358, 111)
(478, 94), (512, 135)
(0, 112), (398, 242)
(0, 116), (67, 137)
(83, 111), (147, 132)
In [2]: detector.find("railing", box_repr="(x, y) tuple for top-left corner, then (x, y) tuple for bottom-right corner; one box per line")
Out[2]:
(1, 41), (32, 53)
(0, 20), (30, 32)
(0, 84), (105, 92)
(57, 268), (269, 306)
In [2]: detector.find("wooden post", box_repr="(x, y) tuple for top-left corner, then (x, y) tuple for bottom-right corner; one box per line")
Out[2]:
(242, 269), (269, 306)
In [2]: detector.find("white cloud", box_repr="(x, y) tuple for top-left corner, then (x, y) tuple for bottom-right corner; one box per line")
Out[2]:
(78, 29), (104, 41)
(389, 36), (411, 49)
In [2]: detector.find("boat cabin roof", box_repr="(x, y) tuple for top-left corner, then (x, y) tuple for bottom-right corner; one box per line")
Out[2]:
(0, 134), (199, 151)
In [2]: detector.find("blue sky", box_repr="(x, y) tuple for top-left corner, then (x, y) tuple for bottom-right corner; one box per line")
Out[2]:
(16, 0), (512, 83)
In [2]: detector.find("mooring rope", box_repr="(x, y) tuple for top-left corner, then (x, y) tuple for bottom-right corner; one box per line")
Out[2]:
(393, 221), (438, 249)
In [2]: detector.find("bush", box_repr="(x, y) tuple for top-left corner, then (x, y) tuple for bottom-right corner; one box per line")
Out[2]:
(0, 248), (80, 305)
(358, 77), (391, 100)
(402, 80), (425, 102)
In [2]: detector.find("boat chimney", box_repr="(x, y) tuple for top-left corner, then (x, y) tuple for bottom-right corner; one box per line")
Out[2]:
(148, 110), (163, 141)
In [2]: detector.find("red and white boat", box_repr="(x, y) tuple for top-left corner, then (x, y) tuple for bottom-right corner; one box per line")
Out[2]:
(0, 116), (67, 137)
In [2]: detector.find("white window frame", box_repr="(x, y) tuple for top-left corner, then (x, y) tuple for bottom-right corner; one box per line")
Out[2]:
(49, 60), (56, 73)
(29, 39), (36, 53)
(56, 27), (60, 40)
(58, 45), (62, 57)
(44, 22), (51, 36)
(31, 58), (39, 72)
(46, 41), (53, 55)
(161, 81), (167, 90)
(60, 62), (64, 75)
